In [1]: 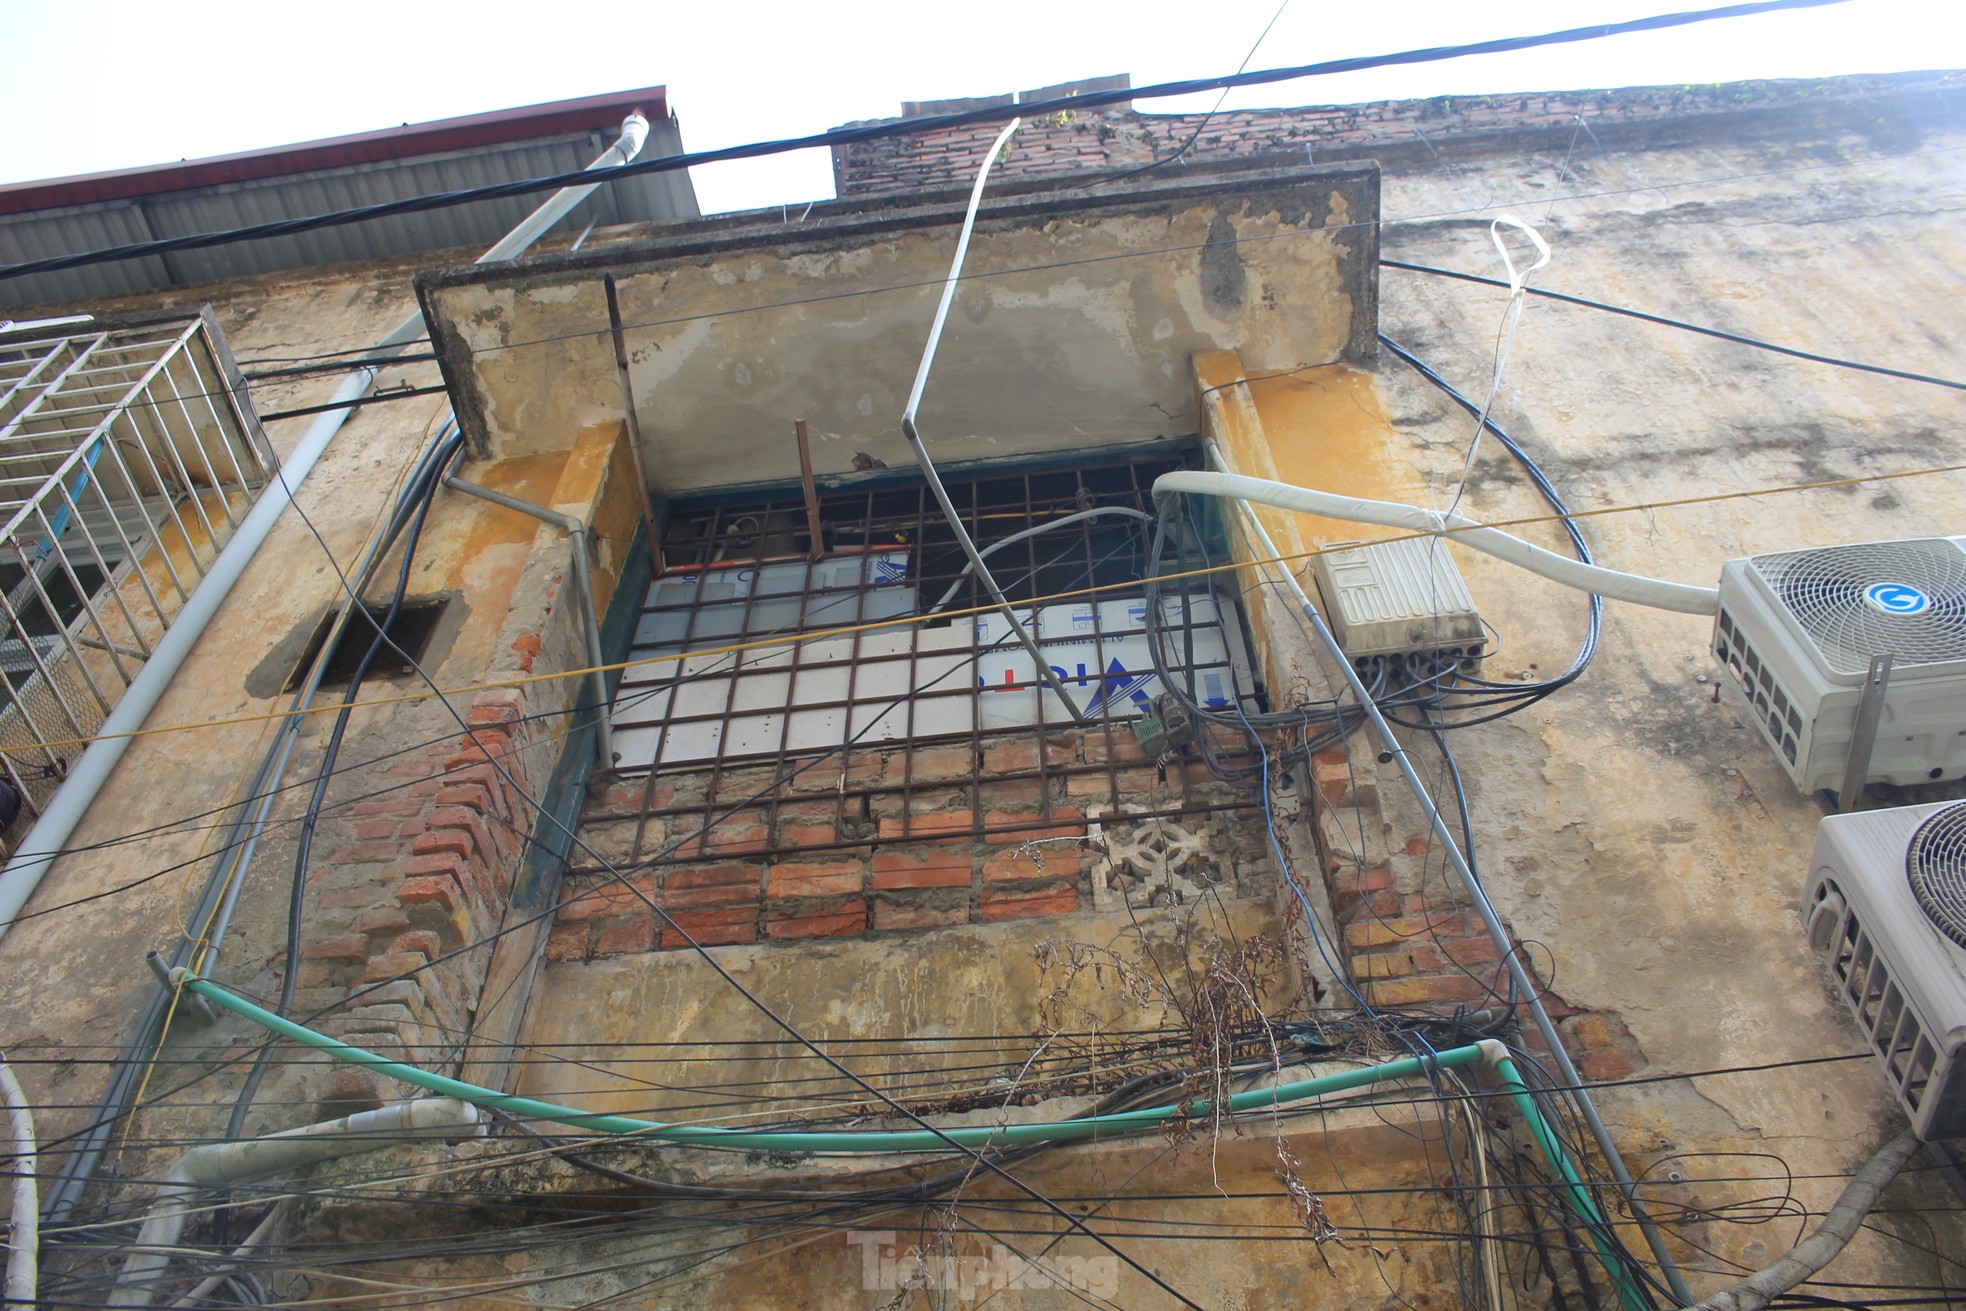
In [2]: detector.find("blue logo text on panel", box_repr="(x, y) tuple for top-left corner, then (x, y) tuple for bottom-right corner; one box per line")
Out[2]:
(1863, 582), (1931, 616)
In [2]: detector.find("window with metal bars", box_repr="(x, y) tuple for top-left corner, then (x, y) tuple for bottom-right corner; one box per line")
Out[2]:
(606, 446), (1260, 776)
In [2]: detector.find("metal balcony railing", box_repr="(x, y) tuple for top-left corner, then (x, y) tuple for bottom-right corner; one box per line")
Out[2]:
(0, 309), (273, 831)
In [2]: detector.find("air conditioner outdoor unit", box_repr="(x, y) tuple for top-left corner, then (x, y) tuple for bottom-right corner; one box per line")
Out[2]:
(1713, 537), (1966, 794)
(1801, 799), (1966, 1140)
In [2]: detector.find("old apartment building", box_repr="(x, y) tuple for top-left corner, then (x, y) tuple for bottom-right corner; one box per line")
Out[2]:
(0, 63), (1963, 1310)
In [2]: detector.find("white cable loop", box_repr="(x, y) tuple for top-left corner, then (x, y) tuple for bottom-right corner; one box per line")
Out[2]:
(1443, 214), (1553, 523)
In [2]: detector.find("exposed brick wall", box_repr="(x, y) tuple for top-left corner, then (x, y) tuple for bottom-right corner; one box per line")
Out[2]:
(1309, 744), (1648, 1079)
(553, 726), (1281, 959)
(264, 428), (633, 1108)
(292, 686), (548, 1067)
(834, 73), (1962, 199)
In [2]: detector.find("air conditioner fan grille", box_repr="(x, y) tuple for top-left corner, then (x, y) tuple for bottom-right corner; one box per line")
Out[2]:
(1907, 801), (1966, 951)
(1751, 539), (1966, 675)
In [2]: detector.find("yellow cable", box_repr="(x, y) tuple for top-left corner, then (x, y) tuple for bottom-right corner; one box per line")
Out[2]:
(3, 455), (1962, 760)
(114, 974), (186, 1180)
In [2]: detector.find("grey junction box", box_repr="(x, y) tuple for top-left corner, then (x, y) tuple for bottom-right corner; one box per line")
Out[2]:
(1310, 536), (1486, 674)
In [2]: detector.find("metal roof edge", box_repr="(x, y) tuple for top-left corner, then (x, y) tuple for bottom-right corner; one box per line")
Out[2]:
(0, 86), (671, 217)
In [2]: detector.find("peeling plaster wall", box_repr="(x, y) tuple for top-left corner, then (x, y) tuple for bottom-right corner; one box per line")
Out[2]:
(417, 166), (1378, 489)
(1196, 118), (1966, 1294)
(2, 93), (1964, 1308)
(524, 903), (1293, 1118)
(0, 252), (635, 1167)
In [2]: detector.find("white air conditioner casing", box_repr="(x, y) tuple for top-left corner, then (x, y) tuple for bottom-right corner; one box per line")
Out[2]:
(1312, 537), (1486, 676)
(1801, 799), (1966, 1140)
(1713, 536), (1966, 793)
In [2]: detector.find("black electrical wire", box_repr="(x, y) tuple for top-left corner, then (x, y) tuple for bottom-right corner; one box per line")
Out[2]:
(78, 1040), (1513, 1307)
(1373, 332), (1602, 731)
(1140, 491), (1363, 746)
(1383, 258), (1966, 393)
(26, 446), (1903, 1305)
(240, 352), (441, 382)
(35, 425), (485, 1232)
(497, 1065), (1194, 1205)
(45, 1063), (1937, 1310)
(222, 425), (465, 1145)
(1086, 0), (1292, 190)
(36, 468), (1066, 1223)
(254, 383), (448, 424)
(140, 489), (1218, 1311)
(0, 0), (1847, 283)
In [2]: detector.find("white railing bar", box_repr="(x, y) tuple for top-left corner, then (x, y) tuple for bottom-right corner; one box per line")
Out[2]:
(0, 554), (89, 740)
(0, 341), (72, 419)
(158, 361), (241, 534)
(185, 342), (263, 495)
(47, 484), (136, 686)
(85, 442), (172, 632)
(71, 473), (153, 662)
(0, 335), (110, 449)
(122, 413), (211, 586)
(135, 402), (220, 573)
(0, 325), (200, 545)
(13, 513), (112, 716)
(168, 354), (254, 525)
(93, 430), (190, 605)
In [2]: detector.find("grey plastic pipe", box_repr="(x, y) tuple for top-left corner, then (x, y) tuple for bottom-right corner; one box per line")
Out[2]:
(927, 506), (1153, 614)
(0, 113), (651, 944)
(442, 475), (614, 770)
(0, 1052), (37, 1308)
(1202, 440), (1694, 1304)
(1685, 1131), (1920, 1311)
(114, 1098), (483, 1307)
(899, 116), (1086, 724)
(1154, 469), (1719, 615)
(475, 113), (646, 264)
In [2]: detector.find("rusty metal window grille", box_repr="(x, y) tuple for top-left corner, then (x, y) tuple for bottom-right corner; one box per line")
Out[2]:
(588, 448), (1272, 864)
(0, 312), (274, 825)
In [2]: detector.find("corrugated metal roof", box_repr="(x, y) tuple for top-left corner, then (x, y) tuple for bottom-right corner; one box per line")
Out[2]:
(0, 91), (698, 312)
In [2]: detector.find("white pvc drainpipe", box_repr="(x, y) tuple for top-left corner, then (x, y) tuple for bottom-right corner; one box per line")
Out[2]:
(114, 1097), (483, 1308)
(0, 365), (378, 941)
(1154, 469), (1719, 615)
(0, 112), (650, 944)
(0, 1052), (37, 1308)
(441, 475), (615, 770)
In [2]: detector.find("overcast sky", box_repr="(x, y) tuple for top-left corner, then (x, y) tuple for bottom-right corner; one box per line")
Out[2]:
(1, 0), (1960, 214)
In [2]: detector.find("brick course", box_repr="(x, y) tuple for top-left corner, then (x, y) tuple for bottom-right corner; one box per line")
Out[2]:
(550, 726), (1269, 962)
(291, 683), (560, 1087)
(1308, 735), (1649, 1083)
(833, 75), (1955, 199)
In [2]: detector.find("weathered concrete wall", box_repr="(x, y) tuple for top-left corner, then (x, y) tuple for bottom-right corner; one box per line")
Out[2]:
(527, 902), (1295, 1115)
(416, 165), (1379, 490)
(1214, 112), (1966, 1295)
(4, 77), (1965, 1309)
(0, 250), (639, 1175)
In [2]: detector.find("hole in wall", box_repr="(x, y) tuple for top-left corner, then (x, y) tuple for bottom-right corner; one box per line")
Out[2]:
(283, 598), (450, 692)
